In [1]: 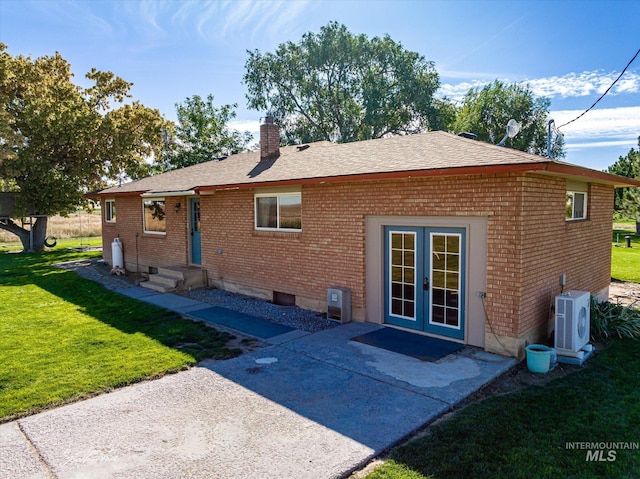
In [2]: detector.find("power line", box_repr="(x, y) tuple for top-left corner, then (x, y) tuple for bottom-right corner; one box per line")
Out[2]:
(558, 47), (640, 129)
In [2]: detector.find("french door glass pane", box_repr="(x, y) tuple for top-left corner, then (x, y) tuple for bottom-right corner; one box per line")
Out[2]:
(431, 233), (461, 328)
(389, 232), (416, 320)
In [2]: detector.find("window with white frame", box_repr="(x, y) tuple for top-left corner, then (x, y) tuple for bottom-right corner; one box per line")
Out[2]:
(566, 191), (587, 220)
(143, 198), (166, 234)
(255, 192), (301, 231)
(104, 199), (116, 223)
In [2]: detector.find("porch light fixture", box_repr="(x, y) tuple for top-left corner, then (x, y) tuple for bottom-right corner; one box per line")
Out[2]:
(174, 202), (181, 213)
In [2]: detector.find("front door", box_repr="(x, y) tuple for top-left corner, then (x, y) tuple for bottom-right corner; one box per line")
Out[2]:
(190, 198), (201, 265)
(384, 226), (466, 340)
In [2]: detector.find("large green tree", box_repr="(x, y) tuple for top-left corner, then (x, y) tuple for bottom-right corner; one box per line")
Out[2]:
(453, 80), (564, 158)
(0, 44), (170, 251)
(607, 137), (640, 222)
(163, 94), (252, 170)
(244, 21), (451, 144)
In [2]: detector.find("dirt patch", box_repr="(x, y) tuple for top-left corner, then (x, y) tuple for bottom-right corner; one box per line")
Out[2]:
(454, 353), (595, 408)
(609, 280), (640, 309)
(91, 259), (147, 285)
(197, 335), (267, 369)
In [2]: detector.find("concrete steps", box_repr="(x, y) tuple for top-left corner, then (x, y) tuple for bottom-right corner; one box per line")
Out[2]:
(141, 265), (205, 293)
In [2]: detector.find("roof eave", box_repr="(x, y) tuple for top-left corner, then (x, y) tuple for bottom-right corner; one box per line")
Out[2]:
(140, 190), (198, 198)
(542, 162), (640, 187)
(87, 190), (150, 198)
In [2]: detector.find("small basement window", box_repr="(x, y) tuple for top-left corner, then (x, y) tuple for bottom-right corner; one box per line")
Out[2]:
(566, 191), (587, 220)
(255, 192), (301, 231)
(105, 199), (116, 223)
(143, 198), (166, 234)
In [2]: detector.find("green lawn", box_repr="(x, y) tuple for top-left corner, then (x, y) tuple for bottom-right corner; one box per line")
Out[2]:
(0, 236), (103, 253)
(367, 339), (640, 479)
(612, 228), (640, 283)
(0, 248), (240, 422)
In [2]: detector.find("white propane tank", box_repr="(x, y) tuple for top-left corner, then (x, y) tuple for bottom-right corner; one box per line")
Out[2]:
(111, 237), (124, 269)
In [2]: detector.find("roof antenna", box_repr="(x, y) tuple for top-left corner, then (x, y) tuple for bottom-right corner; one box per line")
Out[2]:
(547, 119), (563, 158)
(497, 119), (520, 146)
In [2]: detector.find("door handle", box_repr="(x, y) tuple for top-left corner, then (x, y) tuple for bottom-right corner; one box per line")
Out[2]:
(423, 277), (429, 291)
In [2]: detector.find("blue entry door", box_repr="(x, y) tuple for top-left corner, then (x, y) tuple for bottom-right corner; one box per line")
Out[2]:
(384, 226), (466, 340)
(190, 198), (201, 265)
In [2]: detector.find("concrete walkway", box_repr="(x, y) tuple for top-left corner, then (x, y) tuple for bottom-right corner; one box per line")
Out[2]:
(2, 272), (516, 479)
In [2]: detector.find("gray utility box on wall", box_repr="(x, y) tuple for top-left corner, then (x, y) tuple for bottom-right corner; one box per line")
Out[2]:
(327, 287), (351, 323)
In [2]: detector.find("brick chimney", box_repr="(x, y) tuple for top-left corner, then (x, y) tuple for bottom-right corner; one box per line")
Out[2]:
(260, 116), (280, 161)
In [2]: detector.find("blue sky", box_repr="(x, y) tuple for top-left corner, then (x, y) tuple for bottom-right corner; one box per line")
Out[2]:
(1, 0), (639, 171)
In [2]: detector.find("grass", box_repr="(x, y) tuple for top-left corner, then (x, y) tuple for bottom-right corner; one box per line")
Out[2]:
(366, 339), (640, 479)
(612, 227), (640, 283)
(0, 212), (103, 250)
(0, 246), (240, 422)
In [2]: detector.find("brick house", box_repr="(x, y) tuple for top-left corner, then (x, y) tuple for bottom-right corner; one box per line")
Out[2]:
(92, 119), (639, 358)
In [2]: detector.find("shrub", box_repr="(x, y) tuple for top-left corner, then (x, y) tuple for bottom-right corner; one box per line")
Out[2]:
(591, 297), (640, 342)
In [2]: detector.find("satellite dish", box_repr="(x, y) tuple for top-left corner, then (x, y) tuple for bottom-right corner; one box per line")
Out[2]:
(497, 119), (520, 146)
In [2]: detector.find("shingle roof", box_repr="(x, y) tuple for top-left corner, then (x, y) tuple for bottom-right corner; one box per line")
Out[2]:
(97, 131), (638, 195)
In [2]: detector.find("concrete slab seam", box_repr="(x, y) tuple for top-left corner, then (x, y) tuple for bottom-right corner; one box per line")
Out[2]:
(182, 312), (256, 339)
(265, 329), (311, 345)
(17, 421), (57, 479)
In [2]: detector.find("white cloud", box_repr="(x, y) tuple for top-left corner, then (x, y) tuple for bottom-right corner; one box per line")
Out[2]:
(25, 0), (115, 37)
(526, 71), (640, 99)
(552, 106), (640, 136)
(168, 0), (310, 45)
(439, 70), (640, 102)
(136, 0), (166, 34)
(228, 119), (261, 133)
(551, 106), (640, 151)
(438, 80), (491, 101)
(563, 139), (638, 150)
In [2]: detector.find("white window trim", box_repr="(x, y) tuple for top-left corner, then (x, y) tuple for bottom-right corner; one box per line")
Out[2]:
(254, 192), (302, 232)
(142, 197), (167, 235)
(566, 191), (587, 221)
(104, 199), (116, 223)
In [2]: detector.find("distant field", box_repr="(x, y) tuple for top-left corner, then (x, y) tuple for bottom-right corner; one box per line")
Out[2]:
(0, 211), (102, 249)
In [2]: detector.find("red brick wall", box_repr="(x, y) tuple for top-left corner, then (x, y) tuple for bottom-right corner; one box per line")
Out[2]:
(517, 177), (613, 336)
(101, 195), (189, 272)
(102, 173), (614, 343)
(200, 173), (612, 341)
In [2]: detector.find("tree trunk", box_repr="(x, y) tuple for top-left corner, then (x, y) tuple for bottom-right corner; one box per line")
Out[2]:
(0, 216), (48, 252)
(31, 217), (48, 252)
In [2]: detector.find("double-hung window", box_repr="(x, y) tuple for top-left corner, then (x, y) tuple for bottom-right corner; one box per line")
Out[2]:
(255, 192), (301, 231)
(104, 199), (116, 223)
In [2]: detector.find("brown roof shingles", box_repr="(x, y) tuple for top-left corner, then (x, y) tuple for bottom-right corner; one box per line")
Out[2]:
(98, 131), (638, 195)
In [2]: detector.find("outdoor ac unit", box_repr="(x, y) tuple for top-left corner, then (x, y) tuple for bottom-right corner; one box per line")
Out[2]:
(327, 287), (351, 323)
(555, 291), (590, 353)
